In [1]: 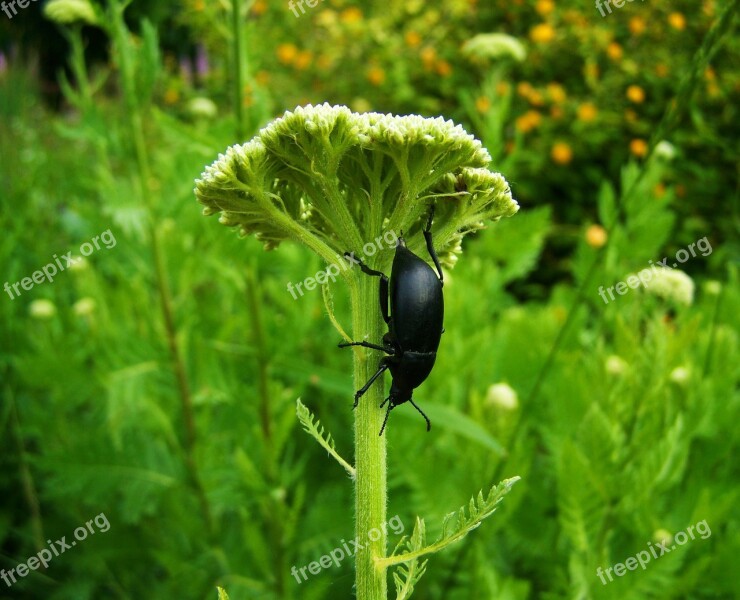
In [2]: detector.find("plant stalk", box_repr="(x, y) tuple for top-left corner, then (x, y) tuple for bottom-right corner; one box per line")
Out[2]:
(231, 0), (248, 140)
(108, 0), (212, 533)
(351, 274), (388, 599)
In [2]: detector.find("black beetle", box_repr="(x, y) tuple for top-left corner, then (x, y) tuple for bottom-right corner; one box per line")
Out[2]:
(339, 208), (444, 435)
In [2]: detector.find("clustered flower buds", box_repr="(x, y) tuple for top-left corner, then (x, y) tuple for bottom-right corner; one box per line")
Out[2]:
(195, 104), (518, 269)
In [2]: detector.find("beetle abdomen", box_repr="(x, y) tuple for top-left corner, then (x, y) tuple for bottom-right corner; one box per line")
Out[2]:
(390, 246), (444, 353)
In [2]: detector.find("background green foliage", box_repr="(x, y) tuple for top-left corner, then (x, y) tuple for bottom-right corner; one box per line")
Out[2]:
(1, 0), (738, 598)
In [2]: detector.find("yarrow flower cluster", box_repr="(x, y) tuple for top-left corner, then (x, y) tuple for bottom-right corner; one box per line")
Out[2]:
(43, 0), (98, 25)
(461, 33), (527, 63)
(642, 267), (695, 306)
(195, 104), (518, 269)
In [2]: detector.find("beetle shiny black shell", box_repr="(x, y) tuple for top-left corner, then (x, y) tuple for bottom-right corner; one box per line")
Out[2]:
(385, 241), (444, 390)
(339, 208), (445, 434)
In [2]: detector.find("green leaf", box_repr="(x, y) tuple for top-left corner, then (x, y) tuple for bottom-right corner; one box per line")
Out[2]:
(380, 477), (520, 568)
(296, 399), (355, 478)
(392, 518), (429, 600)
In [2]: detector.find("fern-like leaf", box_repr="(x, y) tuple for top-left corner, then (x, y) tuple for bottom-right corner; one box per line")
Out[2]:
(393, 518), (429, 600)
(296, 399), (355, 478)
(379, 477), (520, 568)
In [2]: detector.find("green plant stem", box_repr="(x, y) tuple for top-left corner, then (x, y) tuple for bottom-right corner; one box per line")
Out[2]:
(244, 268), (288, 598)
(108, 0), (212, 533)
(245, 268), (272, 448)
(9, 392), (45, 553)
(351, 274), (388, 600)
(231, 0), (248, 140)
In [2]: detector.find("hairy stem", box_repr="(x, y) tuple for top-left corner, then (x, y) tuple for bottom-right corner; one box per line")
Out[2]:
(230, 0), (248, 140)
(351, 274), (388, 599)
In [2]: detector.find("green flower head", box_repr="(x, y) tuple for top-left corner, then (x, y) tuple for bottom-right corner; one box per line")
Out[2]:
(461, 33), (527, 64)
(195, 104), (518, 268)
(43, 0), (98, 26)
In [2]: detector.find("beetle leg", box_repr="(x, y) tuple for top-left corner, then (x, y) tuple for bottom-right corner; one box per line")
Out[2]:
(352, 362), (389, 408)
(338, 340), (395, 355)
(423, 207), (444, 286)
(344, 252), (390, 323)
(378, 397), (394, 436)
(408, 398), (432, 431)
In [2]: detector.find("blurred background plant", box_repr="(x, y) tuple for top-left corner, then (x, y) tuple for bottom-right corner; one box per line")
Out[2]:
(0, 0), (738, 599)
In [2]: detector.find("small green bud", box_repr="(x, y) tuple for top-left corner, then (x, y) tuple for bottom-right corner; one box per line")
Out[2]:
(29, 299), (57, 319)
(43, 0), (98, 26)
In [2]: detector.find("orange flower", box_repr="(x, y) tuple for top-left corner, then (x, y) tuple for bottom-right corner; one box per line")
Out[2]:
(255, 70), (270, 85)
(629, 16), (646, 35)
(655, 64), (669, 77)
(607, 42), (623, 61)
(294, 50), (313, 71)
(551, 142), (573, 165)
(704, 67), (716, 81)
(668, 12), (686, 30)
(630, 138), (648, 157)
(251, 0), (267, 15)
(163, 88), (179, 105)
(420, 46), (437, 68)
(626, 85), (645, 103)
(340, 7), (363, 23)
(516, 81), (534, 98)
(547, 82), (567, 104)
(405, 31), (422, 48)
(367, 66), (386, 86)
(435, 60), (452, 77)
(528, 90), (545, 106)
(535, 0), (554, 16)
(577, 102), (598, 122)
(277, 43), (298, 65)
(550, 106), (563, 119)
(530, 23), (555, 43)
(496, 81), (510, 96)
(515, 110), (542, 133)
(625, 109), (638, 122)
(475, 96), (491, 113)
(585, 224), (607, 248)
(653, 182), (666, 198)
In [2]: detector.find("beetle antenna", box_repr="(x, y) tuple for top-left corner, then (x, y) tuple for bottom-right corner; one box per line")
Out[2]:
(378, 396), (393, 435)
(409, 398), (431, 431)
(425, 204), (435, 231)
